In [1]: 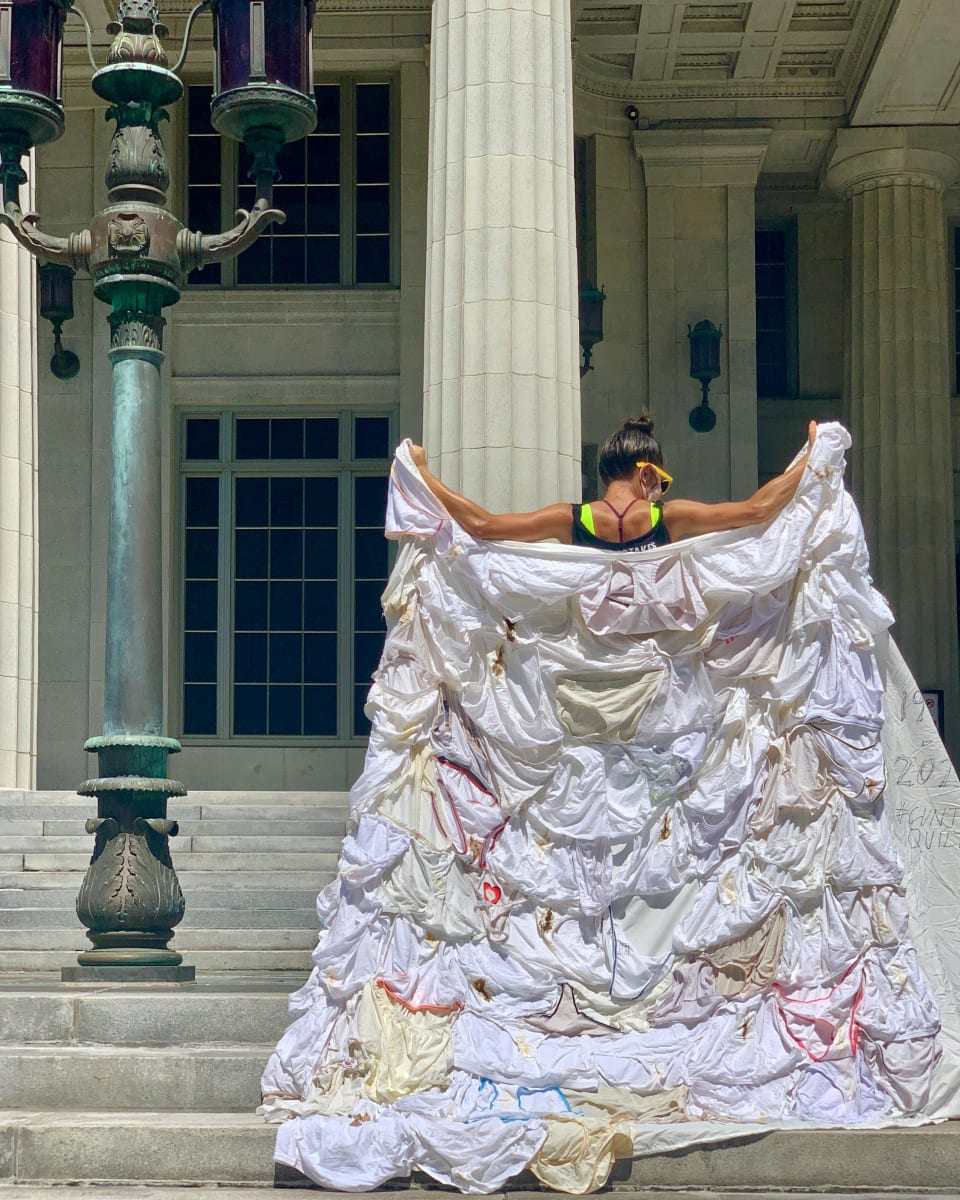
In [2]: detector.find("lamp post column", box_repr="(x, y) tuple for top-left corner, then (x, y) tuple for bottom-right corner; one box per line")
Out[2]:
(825, 131), (960, 755)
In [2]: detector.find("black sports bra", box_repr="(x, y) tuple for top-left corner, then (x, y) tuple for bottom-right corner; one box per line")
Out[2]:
(571, 499), (670, 553)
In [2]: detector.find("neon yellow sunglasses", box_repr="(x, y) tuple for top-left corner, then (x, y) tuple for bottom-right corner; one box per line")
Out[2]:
(635, 461), (674, 494)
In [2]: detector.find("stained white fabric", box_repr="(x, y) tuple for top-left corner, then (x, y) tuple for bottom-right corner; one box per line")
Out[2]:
(261, 424), (960, 1193)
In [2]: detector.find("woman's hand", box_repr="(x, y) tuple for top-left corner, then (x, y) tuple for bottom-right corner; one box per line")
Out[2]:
(409, 443), (427, 470)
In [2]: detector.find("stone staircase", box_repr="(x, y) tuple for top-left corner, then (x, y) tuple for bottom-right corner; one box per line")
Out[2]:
(0, 788), (349, 974)
(0, 787), (347, 1187)
(2, 789), (960, 1191)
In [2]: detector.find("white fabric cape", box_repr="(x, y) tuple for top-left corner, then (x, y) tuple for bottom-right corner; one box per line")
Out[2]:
(261, 423), (960, 1194)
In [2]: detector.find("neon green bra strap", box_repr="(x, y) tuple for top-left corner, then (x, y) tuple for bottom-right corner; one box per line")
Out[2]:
(650, 502), (661, 529)
(580, 504), (596, 535)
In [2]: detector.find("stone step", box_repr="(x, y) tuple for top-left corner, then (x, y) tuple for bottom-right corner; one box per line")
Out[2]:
(0, 870), (334, 890)
(0, 905), (319, 929)
(0, 887), (321, 909)
(0, 928), (315, 951)
(0, 983), (295, 1046)
(0, 790), (351, 808)
(0, 1110), (278, 1186)
(1, 1112), (959, 1189)
(40, 817), (349, 837)
(0, 1044), (268, 1112)
(0, 948), (312, 971)
(1, 835), (346, 854)
(18, 851), (341, 872)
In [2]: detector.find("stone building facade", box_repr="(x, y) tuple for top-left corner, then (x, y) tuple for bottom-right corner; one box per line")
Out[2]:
(2, 0), (959, 791)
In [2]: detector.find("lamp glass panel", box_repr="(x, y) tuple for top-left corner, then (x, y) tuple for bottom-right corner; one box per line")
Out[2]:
(214, 0), (312, 95)
(8, 0), (66, 101)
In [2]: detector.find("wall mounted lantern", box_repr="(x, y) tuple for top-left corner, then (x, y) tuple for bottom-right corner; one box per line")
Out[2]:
(688, 318), (722, 433)
(579, 283), (605, 376)
(38, 262), (79, 379)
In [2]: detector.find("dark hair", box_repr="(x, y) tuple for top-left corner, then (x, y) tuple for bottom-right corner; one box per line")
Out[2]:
(598, 412), (663, 486)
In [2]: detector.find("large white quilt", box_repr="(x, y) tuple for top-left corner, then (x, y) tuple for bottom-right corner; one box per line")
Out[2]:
(260, 423), (960, 1193)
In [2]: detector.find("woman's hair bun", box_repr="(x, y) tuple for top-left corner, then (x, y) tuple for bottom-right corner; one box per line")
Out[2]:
(622, 411), (654, 435)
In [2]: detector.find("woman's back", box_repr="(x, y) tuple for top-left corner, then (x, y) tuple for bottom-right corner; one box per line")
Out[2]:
(572, 498), (670, 552)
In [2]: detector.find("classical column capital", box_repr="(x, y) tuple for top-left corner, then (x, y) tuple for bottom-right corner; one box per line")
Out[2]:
(824, 128), (960, 199)
(633, 128), (771, 188)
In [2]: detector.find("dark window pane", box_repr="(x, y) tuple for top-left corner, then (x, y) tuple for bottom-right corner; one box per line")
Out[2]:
(357, 135), (390, 183)
(353, 685), (372, 738)
(307, 238), (341, 284)
(355, 476), (388, 526)
(236, 477), (269, 526)
(756, 264), (786, 297)
(755, 230), (784, 261)
(234, 684), (267, 735)
(354, 580), (385, 632)
(237, 236), (271, 285)
(276, 139), (307, 186)
(270, 529), (304, 579)
(186, 529), (218, 578)
(356, 186), (390, 234)
(185, 580), (218, 630)
(305, 685), (337, 735)
(273, 237), (306, 284)
(189, 138), (221, 185)
(188, 86), (214, 133)
(315, 85), (341, 134)
(186, 418), (220, 461)
(235, 580), (268, 630)
(304, 581), (337, 630)
(354, 631), (385, 682)
(184, 684), (217, 735)
(186, 477), (219, 527)
(356, 236), (390, 284)
(355, 416), (389, 459)
(305, 477), (338, 525)
(235, 529), (268, 578)
(304, 633), (337, 683)
(305, 418), (339, 458)
(274, 186), (306, 235)
(271, 419), (305, 460)
(270, 580), (303, 631)
(269, 685), (302, 735)
(757, 299), (786, 332)
(307, 187), (340, 235)
(188, 187), (221, 234)
(235, 632), (267, 683)
(355, 528), (387, 578)
(189, 260), (221, 287)
(308, 138), (340, 184)
(356, 84), (390, 133)
(237, 419), (270, 461)
(271, 477), (304, 526)
(184, 631), (218, 682)
(305, 529), (338, 578)
(270, 633), (303, 683)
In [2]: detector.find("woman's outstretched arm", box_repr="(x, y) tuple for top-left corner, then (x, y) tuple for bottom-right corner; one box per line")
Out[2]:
(409, 445), (573, 543)
(664, 421), (818, 540)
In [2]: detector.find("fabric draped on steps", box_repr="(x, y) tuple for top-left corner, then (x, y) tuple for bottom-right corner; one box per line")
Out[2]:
(259, 425), (960, 1194)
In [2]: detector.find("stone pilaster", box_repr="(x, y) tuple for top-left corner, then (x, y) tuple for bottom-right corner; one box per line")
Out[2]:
(634, 130), (770, 502)
(0, 165), (37, 788)
(422, 0), (581, 510)
(826, 129), (960, 751)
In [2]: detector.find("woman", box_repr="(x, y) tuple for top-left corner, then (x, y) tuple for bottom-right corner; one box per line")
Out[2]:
(410, 412), (817, 548)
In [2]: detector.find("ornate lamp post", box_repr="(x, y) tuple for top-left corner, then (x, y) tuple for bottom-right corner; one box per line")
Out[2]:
(1, 0), (317, 982)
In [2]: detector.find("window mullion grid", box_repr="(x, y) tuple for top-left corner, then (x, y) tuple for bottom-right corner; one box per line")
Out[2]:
(337, 412), (353, 740)
(218, 464), (234, 738)
(341, 79), (356, 287)
(389, 78), (400, 287)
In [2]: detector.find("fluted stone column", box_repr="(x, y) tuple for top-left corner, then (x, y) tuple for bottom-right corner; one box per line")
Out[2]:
(0, 166), (37, 788)
(422, 0), (581, 510)
(826, 130), (960, 751)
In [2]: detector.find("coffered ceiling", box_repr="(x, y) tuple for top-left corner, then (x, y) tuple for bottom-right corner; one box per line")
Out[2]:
(573, 1), (896, 115)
